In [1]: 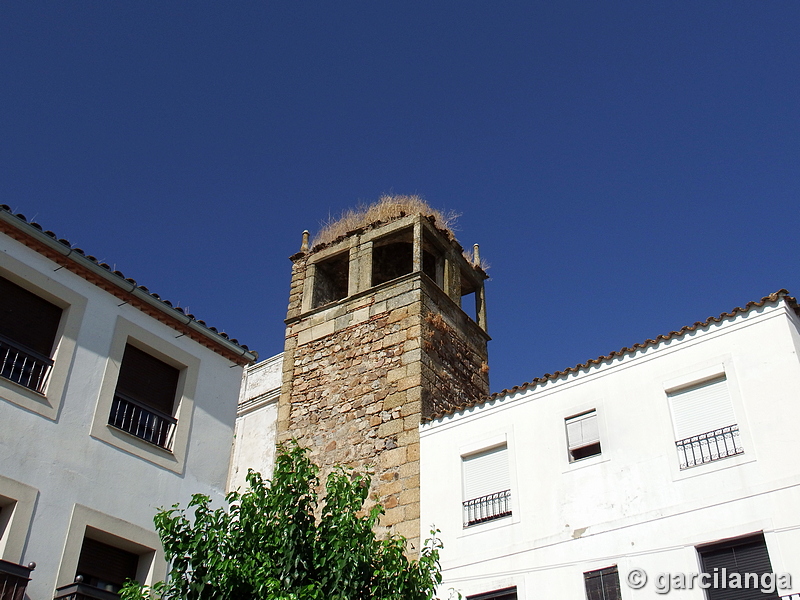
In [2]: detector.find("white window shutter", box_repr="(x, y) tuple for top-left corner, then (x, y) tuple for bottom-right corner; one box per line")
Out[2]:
(462, 445), (510, 501)
(566, 411), (599, 450)
(668, 376), (736, 440)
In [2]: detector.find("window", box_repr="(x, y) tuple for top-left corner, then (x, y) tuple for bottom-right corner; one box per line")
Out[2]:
(75, 536), (139, 594)
(108, 344), (180, 450)
(54, 504), (164, 597)
(467, 587), (517, 600)
(462, 445), (511, 527)
(0, 275), (63, 393)
(312, 252), (350, 308)
(566, 410), (601, 462)
(697, 533), (777, 600)
(372, 228), (414, 287)
(584, 565), (621, 600)
(668, 375), (743, 469)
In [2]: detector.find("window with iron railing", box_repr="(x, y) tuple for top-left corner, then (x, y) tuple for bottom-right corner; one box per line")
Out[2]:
(668, 375), (744, 470)
(0, 334), (54, 394)
(0, 558), (35, 600)
(463, 489), (512, 527)
(462, 444), (512, 527)
(676, 424), (743, 469)
(0, 275), (62, 394)
(108, 344), (180, 451)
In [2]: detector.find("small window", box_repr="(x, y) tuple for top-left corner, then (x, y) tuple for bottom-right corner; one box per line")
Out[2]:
(312, 252), (350, 308)
(584, 565), (621, 600)
(0, 275), (63, 393)
(462, 445), (512, 527)
(467, 587), (517, 600)
(372, 228), (414, 287)
(421, 230), (444, 287)
(668, 376), (743, 469)
(697, 533), (777, 600)
(566, 410), (601, 462)
(108, 344), (180, 450)
(75, 536), (139, 594)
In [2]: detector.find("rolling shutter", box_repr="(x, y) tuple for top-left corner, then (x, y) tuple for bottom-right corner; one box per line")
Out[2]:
(584, 566), (622, 600)
(0, 275), (63, 356)
(116, 344), (180, 415)
(76, 537), (139, 589)
(699, 534), (778, 600)
(668, 376), (736, 440)
(463, 445), (510, 501)
(566, 411), (599, 450)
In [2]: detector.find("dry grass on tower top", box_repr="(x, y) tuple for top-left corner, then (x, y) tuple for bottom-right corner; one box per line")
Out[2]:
(312, 195), (459, 248)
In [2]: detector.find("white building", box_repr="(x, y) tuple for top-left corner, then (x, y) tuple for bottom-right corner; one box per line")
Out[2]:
(226, 204), (800, 600)
(0, 206), (257, 600)
(421, 290), (800, 600)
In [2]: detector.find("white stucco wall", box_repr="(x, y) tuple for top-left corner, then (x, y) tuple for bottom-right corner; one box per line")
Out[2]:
(421, 300), (800, 599)
(0, 232), (245, 599)
(228, 353), (282, 492)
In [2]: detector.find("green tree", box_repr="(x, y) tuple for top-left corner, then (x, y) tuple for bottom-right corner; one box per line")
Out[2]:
(121, 441), (443, 600)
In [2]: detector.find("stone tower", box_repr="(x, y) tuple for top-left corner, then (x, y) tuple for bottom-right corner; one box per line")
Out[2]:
(276, 205), (489, 552)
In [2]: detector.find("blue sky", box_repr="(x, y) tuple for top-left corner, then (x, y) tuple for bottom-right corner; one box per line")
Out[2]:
(2, 2), (799, 393)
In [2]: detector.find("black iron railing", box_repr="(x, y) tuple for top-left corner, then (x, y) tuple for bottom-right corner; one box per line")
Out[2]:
(0, 334), (53, 394)
(0, 559), (35, 600)
(676, 424), (743, 469)
(53, 581), (121, 600)
(108, 392), (176, 450)
(463, 490), (512, 527)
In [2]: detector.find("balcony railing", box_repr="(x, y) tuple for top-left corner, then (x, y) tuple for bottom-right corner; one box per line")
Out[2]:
(0, 334), (53, 394)
(676, 424), (743, 469)
(463, 490), (512, 527)
(0, 559), (35, 600)
(54, 581), (121, 600)
(108, 392), (176, 450)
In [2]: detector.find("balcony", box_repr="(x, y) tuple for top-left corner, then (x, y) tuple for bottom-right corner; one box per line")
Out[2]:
(463, 490), (512, 527)
(0, 334), (53, 394)
(676, 424), (743, 469)
(0, 559), (35, 600)
(54, 580), (121, 600)
(108, 392), (176, 450)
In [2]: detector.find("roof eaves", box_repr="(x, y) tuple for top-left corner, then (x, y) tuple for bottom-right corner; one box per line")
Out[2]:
(425, 289), (796, 422)
(0, 206), (258, 365)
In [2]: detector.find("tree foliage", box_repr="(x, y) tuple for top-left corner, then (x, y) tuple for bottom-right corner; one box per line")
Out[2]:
(121, 441), (443, 600)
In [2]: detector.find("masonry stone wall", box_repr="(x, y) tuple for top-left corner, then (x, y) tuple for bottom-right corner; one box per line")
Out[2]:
(420, 279), (490, 420)
(277, 214), (489, 555)
(279, 273), (424, 549)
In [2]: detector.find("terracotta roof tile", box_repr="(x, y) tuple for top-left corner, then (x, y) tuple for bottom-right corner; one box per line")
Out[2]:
(0, 205), (256, 363)
(426, 290), (798, 422)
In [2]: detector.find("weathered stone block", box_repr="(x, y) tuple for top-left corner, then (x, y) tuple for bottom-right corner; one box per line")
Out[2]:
(381, 506), (405, 527)
(377, 419), (403, 438)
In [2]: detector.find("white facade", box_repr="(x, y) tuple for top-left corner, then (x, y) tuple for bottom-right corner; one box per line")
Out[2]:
(228, 353), (282, 493)
(421, 293), (800, 599)
(0, 209), (255, 599)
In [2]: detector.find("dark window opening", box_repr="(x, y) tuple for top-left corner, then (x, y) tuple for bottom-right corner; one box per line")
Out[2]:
(312, 252), (350, 308)
(76, 537), (139, 594)
(421, 230), (444, 287)
(108, 344), (180, 449)
(422, 249), (437, 282)
(372, 228), (414, 287)
(460, 272), (478, 322)
(571, 442), (602, 461)
(0, 275), (63, 393)
(467, 587), (517, 600)
(584, 565), (622, 600)
(698, 533), (777, 600)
